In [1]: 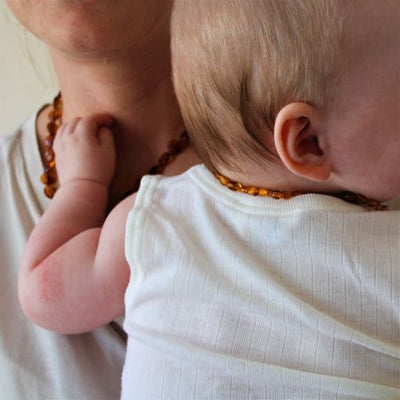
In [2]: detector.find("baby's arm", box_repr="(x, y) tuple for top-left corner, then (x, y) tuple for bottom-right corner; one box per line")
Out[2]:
(19, 115), (132, 334)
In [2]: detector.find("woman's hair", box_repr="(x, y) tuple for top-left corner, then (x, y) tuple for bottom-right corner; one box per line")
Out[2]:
(171, 0), (347, 173)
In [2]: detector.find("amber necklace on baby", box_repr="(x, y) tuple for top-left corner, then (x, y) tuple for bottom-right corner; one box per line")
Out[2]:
(40, 93), (190, 199)
(215, 172), (388, 211)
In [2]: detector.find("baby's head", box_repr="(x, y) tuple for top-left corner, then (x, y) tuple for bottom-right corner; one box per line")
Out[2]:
(172, 0), (400, 202)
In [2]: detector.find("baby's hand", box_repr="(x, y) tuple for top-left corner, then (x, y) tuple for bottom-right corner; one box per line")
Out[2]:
(54, 114), (116, 188)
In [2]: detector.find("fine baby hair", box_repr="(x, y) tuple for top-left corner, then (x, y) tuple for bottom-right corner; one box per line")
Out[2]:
(171, 0), (400, 205)
(171, 0), (345, 173)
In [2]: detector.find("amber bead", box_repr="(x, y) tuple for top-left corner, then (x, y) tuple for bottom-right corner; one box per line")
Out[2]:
(158, 153), (171, 167)
(271, 192), (282, 200)
(40, 172), (49, 185)
(45, 149), (54, 162)
(248, 187), (259, 196)
(45, 137), (54, 147)
(218, 175), (229, 186)
(258, 188), (269, 196)
(170, 146), (182, 156)
(168, 139), (179, 150)
(44, 185), (55, 198)
(47, 121), (57, 133)
(292, 191), (303, 197)
(149, 165), (160, 175)
(282, 191), (292, 200)
(180, 131), (190, 143)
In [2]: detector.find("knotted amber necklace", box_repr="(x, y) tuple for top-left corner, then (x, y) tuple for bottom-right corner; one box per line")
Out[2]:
(40, 93), (190, 199)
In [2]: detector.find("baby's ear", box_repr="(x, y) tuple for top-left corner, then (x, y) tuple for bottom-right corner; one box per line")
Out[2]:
(274, 102), (332, 182)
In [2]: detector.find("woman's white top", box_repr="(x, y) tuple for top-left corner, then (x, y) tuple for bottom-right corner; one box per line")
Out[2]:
(123, 164), (399, 400)
(0, 115), (125, 399)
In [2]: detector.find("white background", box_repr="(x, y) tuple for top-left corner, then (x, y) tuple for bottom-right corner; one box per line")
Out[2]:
(0, 1), (58, 135)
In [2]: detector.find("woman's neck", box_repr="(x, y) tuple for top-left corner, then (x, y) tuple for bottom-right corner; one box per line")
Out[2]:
(37, 45), (196, 204)
(51, 45), (184, 150)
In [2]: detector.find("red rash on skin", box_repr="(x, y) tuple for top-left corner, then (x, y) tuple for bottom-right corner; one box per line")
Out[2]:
(36, 259), (65, 303)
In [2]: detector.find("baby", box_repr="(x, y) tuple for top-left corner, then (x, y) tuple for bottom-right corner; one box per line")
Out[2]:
(19, 0), (399, 398)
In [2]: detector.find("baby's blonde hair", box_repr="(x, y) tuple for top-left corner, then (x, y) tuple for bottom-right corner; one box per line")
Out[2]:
(172, 0), (347, 172)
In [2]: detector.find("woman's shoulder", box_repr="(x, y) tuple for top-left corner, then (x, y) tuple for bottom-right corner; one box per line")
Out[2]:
(0, 114), (37, 155)
(0, 112), (49, 213)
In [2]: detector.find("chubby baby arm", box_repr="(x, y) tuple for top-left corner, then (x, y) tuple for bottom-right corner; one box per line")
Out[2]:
(18, 115), (132, 333)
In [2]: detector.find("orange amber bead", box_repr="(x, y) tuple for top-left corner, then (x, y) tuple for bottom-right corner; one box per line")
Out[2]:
(248, 187), (259, 196)
(44, 185), (55, 198)
(40, 172), (49, 185)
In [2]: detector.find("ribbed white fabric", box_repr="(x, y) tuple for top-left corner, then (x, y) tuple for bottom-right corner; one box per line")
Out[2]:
(123, 165), (400, 400)
(0, 115), (125, 399)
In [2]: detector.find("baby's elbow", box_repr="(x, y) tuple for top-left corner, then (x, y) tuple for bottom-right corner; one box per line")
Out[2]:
(18, 262), (66, 333)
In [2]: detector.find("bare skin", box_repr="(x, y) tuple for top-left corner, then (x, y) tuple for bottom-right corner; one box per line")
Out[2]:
(6, 0), (198, 334)
(17, 0), (400, 338)
(8, 0), (198, 209)
(20, 115), (131, 333)
(174, 0), (399, 203)
(20, 112), (194, 333)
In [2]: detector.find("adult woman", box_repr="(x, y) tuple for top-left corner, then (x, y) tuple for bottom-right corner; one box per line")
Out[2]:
(0, 0), (197, 398)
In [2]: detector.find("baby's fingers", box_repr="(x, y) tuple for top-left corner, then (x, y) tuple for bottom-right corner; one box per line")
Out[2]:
(54, 117), (81, 149)
(98, 126), (115, 148)
(75, 114), (114, 140)
(62, 117), (82, 135)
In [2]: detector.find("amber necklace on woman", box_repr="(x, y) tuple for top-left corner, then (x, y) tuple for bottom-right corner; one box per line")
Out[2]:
(215, 172), (388, 211)
(41, 93), (190, 199)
